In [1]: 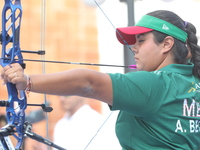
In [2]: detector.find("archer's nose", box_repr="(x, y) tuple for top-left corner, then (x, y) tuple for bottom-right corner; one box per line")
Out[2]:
(131, 45), (138, 54)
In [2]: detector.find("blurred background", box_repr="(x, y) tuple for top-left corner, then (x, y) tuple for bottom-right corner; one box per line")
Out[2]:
(0, 0), (200, 149)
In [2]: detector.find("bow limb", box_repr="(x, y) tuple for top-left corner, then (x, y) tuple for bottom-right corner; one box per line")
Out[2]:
(0, 0), (27, 149)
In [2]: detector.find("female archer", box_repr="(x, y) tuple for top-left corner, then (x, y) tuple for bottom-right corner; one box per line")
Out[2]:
(2, 10), (200, 149)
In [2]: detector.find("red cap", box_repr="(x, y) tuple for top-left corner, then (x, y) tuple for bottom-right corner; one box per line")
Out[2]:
(116, 26), (153, 45)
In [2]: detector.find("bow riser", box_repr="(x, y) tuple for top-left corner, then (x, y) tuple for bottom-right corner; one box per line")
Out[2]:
(1, 0), (23, 67)
(6, 83), (27, 148)
(0, 0), (26, 149)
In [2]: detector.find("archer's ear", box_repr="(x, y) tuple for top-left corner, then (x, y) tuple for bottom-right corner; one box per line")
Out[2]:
(162, 36), (174, 54)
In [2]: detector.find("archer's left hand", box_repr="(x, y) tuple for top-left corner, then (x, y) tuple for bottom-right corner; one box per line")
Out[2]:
(1, 63), (27, 91)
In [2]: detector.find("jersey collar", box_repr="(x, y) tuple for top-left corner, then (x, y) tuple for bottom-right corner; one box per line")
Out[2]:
(158, 63), (193, 75)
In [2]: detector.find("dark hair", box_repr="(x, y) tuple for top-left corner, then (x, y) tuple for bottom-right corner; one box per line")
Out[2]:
(146, 10), (200, 78)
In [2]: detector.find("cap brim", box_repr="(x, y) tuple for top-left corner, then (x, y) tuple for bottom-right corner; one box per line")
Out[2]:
(116, 26), (153, 45)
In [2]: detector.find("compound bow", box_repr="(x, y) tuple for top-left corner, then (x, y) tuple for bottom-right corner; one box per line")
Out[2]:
(0, 0), (66, 150)
(0, 0), (26, 149)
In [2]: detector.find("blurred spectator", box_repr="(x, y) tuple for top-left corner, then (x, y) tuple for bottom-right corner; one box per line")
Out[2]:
(53, 96), (107, 150)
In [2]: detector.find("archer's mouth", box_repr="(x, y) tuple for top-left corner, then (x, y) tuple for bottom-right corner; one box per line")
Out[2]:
(134, 57), (139, 62)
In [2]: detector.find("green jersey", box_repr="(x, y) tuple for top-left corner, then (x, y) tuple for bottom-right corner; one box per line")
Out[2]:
(108, 63), (200, 150)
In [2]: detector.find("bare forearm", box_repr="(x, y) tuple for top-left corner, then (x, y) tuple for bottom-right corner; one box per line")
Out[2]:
(29, 69), (113, 105)
(30, 69), (93, 96)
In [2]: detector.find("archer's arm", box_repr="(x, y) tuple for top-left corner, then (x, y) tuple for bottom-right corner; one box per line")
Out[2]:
(1, 63), (113, 105)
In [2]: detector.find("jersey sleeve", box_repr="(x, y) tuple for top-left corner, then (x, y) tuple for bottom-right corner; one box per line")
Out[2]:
(108, 71), (171, 117)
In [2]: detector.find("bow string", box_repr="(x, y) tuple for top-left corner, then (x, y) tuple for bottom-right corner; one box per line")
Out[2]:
(84, 1), (136, 149)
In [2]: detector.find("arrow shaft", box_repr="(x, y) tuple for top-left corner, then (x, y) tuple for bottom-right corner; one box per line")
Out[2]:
(1, 58), (136, 69)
